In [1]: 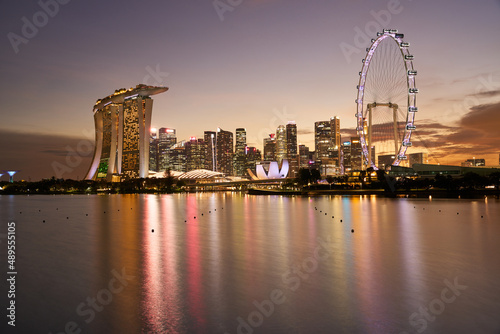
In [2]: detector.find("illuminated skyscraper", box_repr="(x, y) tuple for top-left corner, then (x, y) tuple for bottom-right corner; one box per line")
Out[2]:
(276, 125), (286, 164)
(315, 117), (341, 175)
(149, 128), (159, 172)
(158, 128), (176, 172)
(299, 144), (310, 168)
(315, 117), (341, 160)
(204, 131), (217, 171)
(350, 136), (363, 170)
(216, 127), (233, 175)
(286, 121), (299, 177)
(245, 146), (261, 173)
(186, 137), (206, 171)
(263, 134), (276, 161)
(86, 84), (168, 180)
(168, 141), (186, 172)
(315, 121), (330, 160)
(234, 128), (247, 176)
(330, 116), (341, 148)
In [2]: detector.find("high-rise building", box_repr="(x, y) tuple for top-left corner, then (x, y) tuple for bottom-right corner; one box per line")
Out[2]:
(234, 128), (247, 176)
(158, 128), (177, 172)
(286, 122), (298, 156)
(245, 146), (262, 174)
(216, 127), (233, 175)
(235, 128), (246, 155)
(341, 141), (351, 172)
(263, 134), (276, 161)
(330, 116), (341, 148)
(286, 122), (299, 177)
(315, 117), (341, 175)
(204, 131), (217, 171)
(315, 121), (329, 160)
(315, 117), (341, 160)
(149, 128), (159, 172)
(168, 141), (186, 172)
(299, 144), (310, 169)
(86, 84), (168, 181)
(378, 154), (395, 170)
(350, 137), (363, 171)
(409, 152), (428, 167)
(276, 125), (287, 164)
(185, 137), (206, 171)
(463, 158), (485, 167)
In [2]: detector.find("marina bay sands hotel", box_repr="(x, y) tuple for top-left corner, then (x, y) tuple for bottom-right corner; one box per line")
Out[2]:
(86, 84), (168, 181)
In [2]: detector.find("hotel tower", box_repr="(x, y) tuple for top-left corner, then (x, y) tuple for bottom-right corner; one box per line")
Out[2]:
(86, 84), (168, 181)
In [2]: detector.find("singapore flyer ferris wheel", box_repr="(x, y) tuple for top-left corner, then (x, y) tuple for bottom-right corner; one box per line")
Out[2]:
(355, 29), (418, 169)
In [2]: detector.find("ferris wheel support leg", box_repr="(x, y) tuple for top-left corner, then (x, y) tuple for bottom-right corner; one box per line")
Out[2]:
(368, 106), (373, 167)
(393, 106), (399, 158)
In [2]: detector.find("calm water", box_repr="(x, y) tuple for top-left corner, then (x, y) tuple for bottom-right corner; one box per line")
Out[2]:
(1, 193), (499, 334)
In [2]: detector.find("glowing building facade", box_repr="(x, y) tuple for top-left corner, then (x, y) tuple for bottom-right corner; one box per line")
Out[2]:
(186, 137), (206, 171)
(286, 121), (299, 177)
(216, 127), (233, 175)
(86, 85), (168, 181)
(263, 134), (276, 161)
(158, 128), (177, 172)
(204, 131), (217, 171)
(276, 125), (286, 165)
(234, 128), (247, 176)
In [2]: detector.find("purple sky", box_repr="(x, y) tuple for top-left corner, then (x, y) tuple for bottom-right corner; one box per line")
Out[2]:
(1, 0), (500, 180)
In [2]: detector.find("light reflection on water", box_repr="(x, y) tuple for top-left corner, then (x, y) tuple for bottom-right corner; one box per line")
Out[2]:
(1, 194), (499, 334)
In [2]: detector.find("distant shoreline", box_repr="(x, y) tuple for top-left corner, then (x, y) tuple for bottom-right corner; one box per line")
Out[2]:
(247, 188), (500, 198)
(2, 188), (499, 199)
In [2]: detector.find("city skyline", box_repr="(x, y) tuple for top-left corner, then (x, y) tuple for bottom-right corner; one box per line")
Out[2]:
(1, 0), (500, 180)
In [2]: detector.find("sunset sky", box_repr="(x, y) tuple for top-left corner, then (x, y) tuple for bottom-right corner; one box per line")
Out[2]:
(1, 0), (499, 180)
